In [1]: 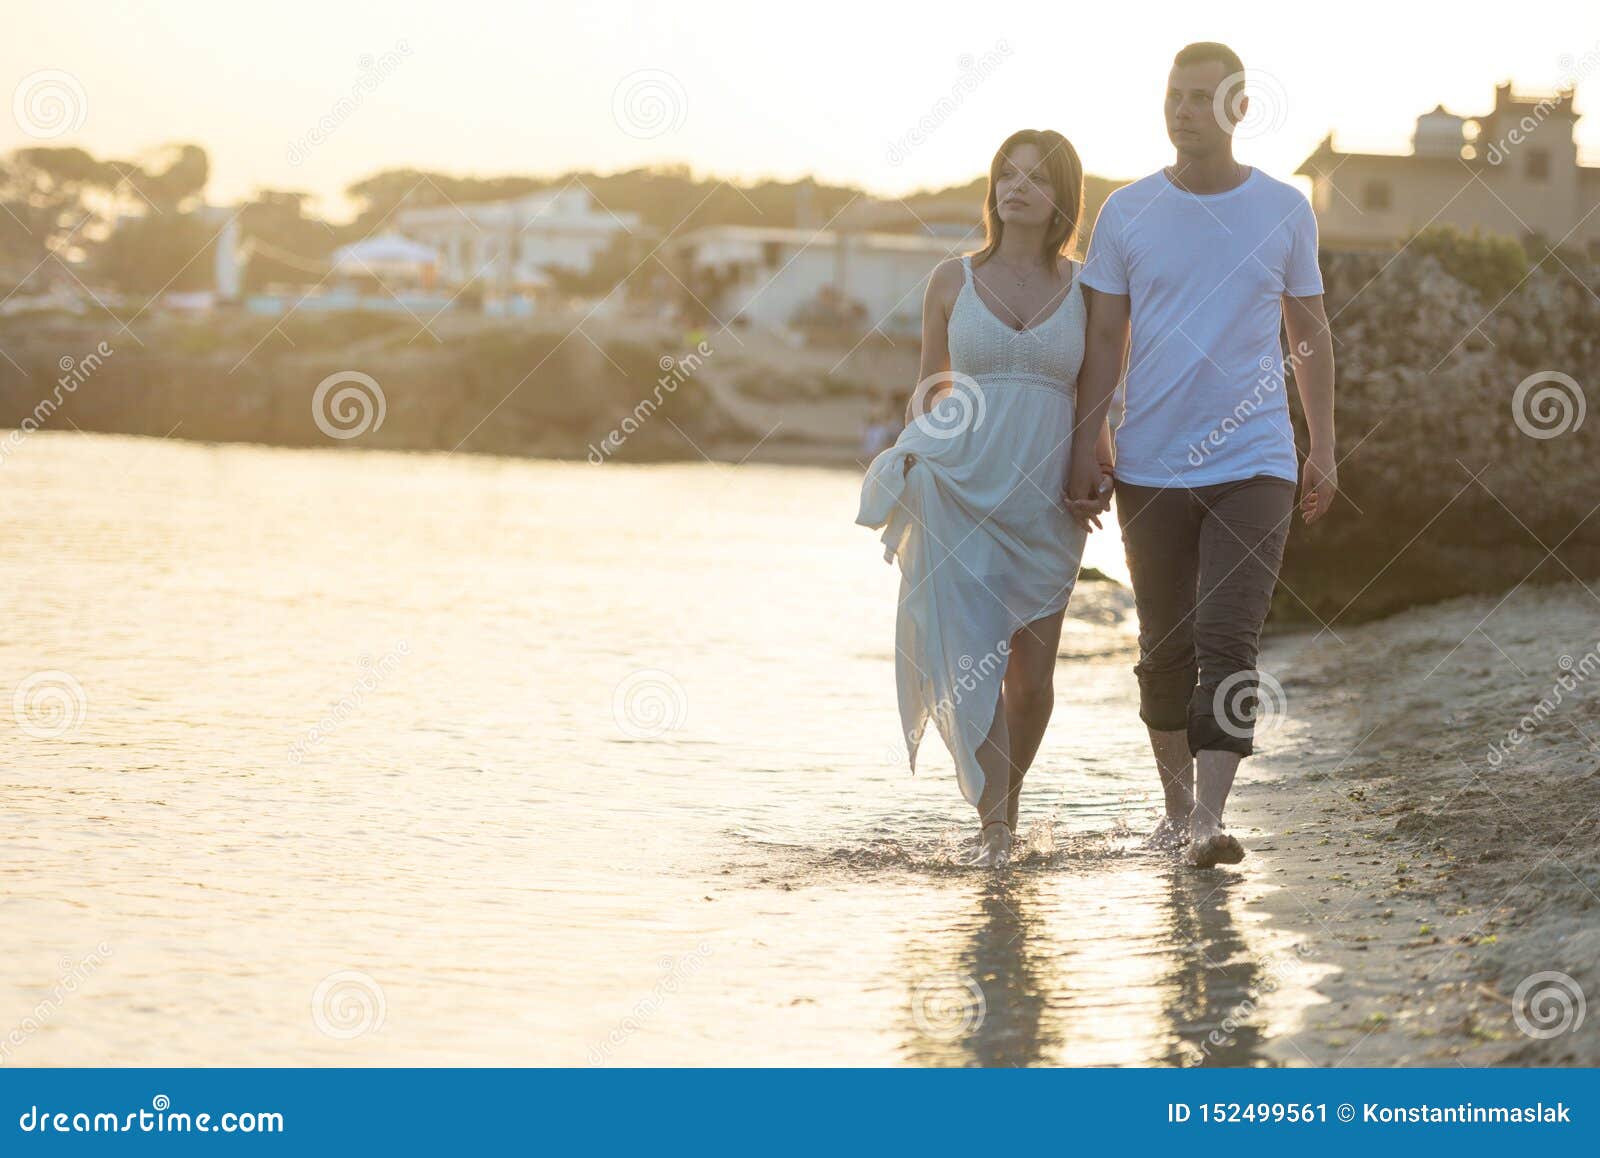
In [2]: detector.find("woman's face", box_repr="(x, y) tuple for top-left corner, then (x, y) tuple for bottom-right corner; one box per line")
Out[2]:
(993, 143), (1058, 229)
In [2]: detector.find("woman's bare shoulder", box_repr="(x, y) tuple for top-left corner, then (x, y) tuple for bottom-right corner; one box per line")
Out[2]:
(926, 256), (967, 304)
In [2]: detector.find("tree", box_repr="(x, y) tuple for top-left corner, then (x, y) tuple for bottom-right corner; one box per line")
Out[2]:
(97, 213), (216, 295)
(239, 190), (338, 290)
(127, 143), (210, 213)
(0, 146), (120, 267)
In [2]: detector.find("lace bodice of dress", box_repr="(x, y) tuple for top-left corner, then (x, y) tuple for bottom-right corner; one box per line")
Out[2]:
(946, 256), (1085, 390)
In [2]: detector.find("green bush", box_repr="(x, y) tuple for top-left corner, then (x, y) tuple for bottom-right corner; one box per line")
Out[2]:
(1405, 224), (1528, 303)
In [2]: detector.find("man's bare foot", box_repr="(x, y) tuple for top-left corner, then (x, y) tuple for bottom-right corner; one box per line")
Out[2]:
(975, 820), (1013, 868)
(1186, 826), (1245, 868)
(1142, 815), (1190, 851)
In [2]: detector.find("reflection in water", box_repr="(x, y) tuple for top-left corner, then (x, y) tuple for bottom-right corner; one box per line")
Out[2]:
(1157, 869), (1264, 1068)
(900, 876), (1060, 1068)
(895, 852), (1303, 1067)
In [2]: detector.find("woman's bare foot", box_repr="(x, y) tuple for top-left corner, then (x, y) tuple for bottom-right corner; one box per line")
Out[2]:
(1186, 825), (1245, 869)
(1142, 815), (1190, 851)
(975, 820), (1013, 868)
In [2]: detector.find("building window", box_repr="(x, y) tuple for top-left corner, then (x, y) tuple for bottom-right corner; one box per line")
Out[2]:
(1363, 180), (1392, 211)
(1526, 148), (1550, 180)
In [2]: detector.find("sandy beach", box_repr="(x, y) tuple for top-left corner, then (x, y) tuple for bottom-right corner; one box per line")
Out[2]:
(1233, 580), (1599, 1065)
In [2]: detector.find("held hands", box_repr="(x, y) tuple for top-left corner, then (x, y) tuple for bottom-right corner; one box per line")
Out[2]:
(1064, 454), (1114, 532)
(1300, 444), (1339, 525)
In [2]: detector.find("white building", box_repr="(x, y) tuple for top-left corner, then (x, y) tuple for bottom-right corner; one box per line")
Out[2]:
(673, 225), (968, 336)
(396, 187), (640, 287)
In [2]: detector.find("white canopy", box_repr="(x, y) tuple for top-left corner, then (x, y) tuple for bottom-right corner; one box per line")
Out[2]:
(332, 234), (438, 274)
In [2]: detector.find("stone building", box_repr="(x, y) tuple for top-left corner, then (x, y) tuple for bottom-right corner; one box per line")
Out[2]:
(1296, 83), (1600, 255)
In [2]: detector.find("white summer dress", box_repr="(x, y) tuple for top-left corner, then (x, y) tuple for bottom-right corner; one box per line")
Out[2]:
(856, 256), (1089, 806)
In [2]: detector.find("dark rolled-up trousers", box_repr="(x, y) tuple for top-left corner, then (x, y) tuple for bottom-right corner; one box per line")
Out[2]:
(1114, 474), (1295, 757)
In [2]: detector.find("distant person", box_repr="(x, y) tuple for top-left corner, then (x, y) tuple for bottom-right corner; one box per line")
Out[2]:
(1066, 42), (1338, 868)
(878, 397), (904, 444)
(858, 398), (902, 459)
(857, 129), (1115, 868)
(858, 419), (888, 459)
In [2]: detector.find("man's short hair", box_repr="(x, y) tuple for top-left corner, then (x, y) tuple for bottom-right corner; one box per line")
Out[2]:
(1173, 41), (1245, 82)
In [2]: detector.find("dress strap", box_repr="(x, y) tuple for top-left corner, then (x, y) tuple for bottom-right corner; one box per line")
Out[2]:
(960, 255), (973, 284)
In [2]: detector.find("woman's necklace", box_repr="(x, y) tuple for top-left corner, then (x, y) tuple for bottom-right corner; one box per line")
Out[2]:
(981, 255), (1059, 330)
(987, 255), (1047, 290)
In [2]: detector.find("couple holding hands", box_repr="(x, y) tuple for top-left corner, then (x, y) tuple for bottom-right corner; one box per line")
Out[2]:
(857, 41), (1338, 868)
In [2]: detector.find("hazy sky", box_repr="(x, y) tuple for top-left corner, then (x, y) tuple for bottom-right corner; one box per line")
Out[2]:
(5, 0), (1599, 219)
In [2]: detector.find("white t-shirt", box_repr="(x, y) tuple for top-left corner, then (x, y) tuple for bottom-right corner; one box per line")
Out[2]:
(1079, 167), (1323, 487)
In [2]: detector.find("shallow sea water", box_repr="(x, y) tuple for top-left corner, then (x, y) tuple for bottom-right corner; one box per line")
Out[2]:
(0, 433), (1320, 1065)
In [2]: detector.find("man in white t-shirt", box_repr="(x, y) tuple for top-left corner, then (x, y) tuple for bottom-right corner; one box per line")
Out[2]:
(1066, 41), (1338, 868)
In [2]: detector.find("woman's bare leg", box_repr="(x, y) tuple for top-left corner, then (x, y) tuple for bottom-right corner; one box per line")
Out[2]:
(973, 692), (1014, 865)
(1001, 609), (1066, 830)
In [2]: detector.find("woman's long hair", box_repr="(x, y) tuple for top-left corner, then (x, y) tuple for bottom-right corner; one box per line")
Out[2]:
(970, 129), (1084, 269)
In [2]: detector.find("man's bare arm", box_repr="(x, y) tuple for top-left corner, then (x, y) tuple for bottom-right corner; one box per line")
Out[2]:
(1065, 287), (1130, 511)
(1282, 292), (1337, 524)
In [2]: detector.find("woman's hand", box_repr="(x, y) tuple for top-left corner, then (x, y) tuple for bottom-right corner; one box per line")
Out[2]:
(1064, 455), (1111, 532)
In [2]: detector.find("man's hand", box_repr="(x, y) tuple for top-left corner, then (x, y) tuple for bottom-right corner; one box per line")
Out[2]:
(1064, 454), (1111, 532)
(1300, 443), (1338, 524)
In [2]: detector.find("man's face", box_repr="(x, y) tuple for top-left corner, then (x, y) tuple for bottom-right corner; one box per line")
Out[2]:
(1164, 60), (1242, 156)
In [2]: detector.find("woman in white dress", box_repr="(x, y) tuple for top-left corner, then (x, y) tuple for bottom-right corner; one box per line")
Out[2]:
(857, 130), (1114, 867)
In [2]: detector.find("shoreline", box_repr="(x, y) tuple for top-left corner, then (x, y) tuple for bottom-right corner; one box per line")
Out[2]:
(1236, 580), (1599, 1065)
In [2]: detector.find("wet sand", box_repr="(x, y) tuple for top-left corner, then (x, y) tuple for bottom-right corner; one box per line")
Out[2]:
(1232, 580), (1599, 1065)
